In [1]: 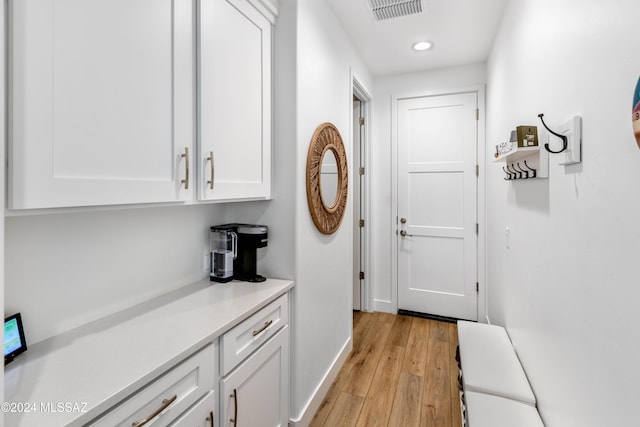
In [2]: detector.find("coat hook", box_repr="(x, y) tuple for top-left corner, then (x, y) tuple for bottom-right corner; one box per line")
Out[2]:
(523, 160), (537, 178)
(507, 164), (521, 179)
(538, 113), (568, 154)
(514, 162), (529, 179)
(502, 166), (512, 180)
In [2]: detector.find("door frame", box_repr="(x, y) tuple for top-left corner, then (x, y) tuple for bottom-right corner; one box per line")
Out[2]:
(351, 72), (372, 312)
(390, 85), (486, 322)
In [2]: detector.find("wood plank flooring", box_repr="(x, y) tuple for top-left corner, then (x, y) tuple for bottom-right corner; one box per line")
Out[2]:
(310, 311), (462, 427)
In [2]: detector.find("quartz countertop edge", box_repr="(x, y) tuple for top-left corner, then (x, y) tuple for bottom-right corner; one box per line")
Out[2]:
(4, 278), (294, 427)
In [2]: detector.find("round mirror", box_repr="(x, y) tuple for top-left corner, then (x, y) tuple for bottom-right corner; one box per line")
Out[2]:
(320, 148), (339, 208)
(306, 122), (348, 234)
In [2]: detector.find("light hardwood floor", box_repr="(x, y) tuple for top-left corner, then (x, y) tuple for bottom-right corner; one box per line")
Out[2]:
(309, 311), (462, 427)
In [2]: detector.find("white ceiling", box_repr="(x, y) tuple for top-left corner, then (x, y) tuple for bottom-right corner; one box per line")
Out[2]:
(326, 0), (509, 76)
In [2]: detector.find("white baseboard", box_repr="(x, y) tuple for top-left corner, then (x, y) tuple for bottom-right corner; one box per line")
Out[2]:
(288, 337), (353, 427)
(373, 299), (393, 313)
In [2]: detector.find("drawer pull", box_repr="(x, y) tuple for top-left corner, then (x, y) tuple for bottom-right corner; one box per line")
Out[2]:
(131, 394), (177, 427)
(230, 388), (238, 425)
(207, 410), (215, 427)
(252, 320), (273, 337)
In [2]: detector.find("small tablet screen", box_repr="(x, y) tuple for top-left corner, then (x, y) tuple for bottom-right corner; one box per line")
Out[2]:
(5, 313), (27, 364)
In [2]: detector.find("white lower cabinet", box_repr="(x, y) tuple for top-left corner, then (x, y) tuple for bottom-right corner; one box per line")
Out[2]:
(168, 390), (216, 427)
(89, 344), (215, 426)
(220, 326), (289, 427)
(91, 296), (289, 427)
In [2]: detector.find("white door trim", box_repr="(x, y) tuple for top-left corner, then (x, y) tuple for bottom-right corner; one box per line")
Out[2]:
(391, 85), (486, 321)
(351, 71), (373, 312)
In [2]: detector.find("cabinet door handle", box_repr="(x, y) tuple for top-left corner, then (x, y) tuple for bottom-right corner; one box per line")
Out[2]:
(131, 394), (177, 427)
(207, 151), (214, 190)
(181, 147), (190, 189)
(252, 320), (273, 337)
(206, 410), (214, 427)
(230, 388), (238, 425)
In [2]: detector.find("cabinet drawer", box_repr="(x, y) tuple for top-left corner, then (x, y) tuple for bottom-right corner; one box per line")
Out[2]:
(90, 344), (215, 426)
(167, 390), (215, 427)
(221, 294), (288, 376)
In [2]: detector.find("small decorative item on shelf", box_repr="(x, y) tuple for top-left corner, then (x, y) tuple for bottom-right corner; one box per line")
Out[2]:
(516, 126), (538, 147)
(633, 75), (640, 148)
(495, 130), (523, 158)
(495, 140), (513, 156)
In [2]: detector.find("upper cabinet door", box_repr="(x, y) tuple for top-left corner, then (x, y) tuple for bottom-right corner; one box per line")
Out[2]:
(198, 0), (272, 201)
(8, 0), (194, 209)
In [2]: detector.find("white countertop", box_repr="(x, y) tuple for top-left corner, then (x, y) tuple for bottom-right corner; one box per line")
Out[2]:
(4, 278), (294, 426)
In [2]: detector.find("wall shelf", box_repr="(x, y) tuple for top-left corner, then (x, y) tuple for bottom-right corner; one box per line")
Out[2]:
(493, 144), (548, 179)
(494, 145), (540, 163)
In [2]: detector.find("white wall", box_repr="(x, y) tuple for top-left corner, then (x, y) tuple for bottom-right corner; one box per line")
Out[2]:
(5, 204), (229, 344)
(1, 0), (5, 409)
(224, 0), (297, 283)
(371, 64), (487, 312)
(486, 1), (640, 425)
(289, 0), (372, 422)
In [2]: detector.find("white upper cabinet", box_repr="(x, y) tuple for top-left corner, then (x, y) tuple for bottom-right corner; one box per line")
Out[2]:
(198, 0), (273, 201)
(8, 0), (194, 209)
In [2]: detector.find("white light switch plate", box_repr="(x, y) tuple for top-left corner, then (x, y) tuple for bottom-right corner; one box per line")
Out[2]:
(558, 115), (582, 165)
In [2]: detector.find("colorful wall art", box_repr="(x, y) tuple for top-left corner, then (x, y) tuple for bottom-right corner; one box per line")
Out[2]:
(634, 76), (640, 148)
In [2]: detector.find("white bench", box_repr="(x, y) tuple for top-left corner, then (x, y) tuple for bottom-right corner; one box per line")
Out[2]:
(464, 392), (544, 427)
(457, 321), (544, 426)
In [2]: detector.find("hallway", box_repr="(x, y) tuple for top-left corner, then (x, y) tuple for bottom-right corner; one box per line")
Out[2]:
(310, 311), (462, 427)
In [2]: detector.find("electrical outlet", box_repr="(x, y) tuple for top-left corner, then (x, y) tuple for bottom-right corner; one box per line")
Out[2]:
(505, 226), (510, 250)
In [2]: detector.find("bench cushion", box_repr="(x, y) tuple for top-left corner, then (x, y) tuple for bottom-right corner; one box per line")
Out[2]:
(464, 392), (544, 427)
(457, 321), (536, 406)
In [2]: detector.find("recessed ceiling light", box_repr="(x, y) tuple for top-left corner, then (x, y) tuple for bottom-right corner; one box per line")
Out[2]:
(412, 41), (433, 51)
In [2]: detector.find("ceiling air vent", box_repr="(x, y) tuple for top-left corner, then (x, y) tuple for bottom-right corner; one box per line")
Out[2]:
(367, 0), (426, 21)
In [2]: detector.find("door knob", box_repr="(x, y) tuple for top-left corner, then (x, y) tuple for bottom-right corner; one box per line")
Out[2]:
(400, 230), (413, 237)
(400, 218), (407, 224)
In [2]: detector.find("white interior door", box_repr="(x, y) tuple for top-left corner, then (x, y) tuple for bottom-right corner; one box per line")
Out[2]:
(397, 92), (478, 320)
(353, 98), (362, 311)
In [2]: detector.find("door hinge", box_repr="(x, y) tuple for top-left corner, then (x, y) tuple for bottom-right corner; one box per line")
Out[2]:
(476, 108), (479, 120)
(360, 271), (365, 280)
(359, 166), (365, 176)
(476, 223), (479, 234)
(359, 117), (365, 126)
(359, 219), (365, 228)
(476, 282), (479, 293)
(476, 164), (479, 177)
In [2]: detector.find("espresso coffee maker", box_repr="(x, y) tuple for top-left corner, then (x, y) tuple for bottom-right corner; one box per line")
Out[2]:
(210, 224), (268, 282)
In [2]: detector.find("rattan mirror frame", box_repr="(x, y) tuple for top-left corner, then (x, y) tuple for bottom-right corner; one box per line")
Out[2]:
(306, 122), (348, 235)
